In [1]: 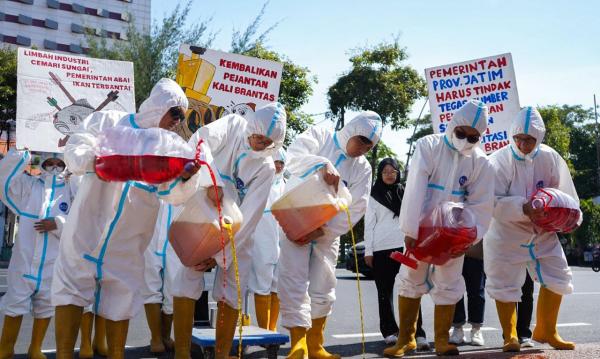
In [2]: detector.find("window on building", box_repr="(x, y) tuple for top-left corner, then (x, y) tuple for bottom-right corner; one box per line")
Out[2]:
(72, 3), (85, 14)
(18, 14), (33, 25)
(69, 44), (83, 54)
(71, 23), (84, 34)
(16, 35), (31, 46)
(46, 0), (60, 9)
(44, 39), (58, 50)
(44, 19), (58, 30)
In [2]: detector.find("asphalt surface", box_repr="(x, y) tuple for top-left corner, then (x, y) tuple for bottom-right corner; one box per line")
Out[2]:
(1, 266), (599, 358)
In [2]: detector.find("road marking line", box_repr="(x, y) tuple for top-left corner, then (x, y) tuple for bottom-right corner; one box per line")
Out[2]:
(534, 292), (600, 295)
(332, 332), (382, 339)
(332, 323), (591, 339)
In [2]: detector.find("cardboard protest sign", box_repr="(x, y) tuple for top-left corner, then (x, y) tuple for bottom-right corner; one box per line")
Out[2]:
(425, 53), (520, 153)
(16, 48), (135, 153)
(174, 45), (283, 140)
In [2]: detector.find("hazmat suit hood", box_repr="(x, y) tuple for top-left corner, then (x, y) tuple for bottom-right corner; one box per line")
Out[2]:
(335, 111), (383, 155)
(39, 152), (66, 178)
(509, 106), (546, 161)
(135, 78), (188, 129)
(444, 99), (488, 156)
(273, 148), (286, 164)
(245, 102), (287, 158)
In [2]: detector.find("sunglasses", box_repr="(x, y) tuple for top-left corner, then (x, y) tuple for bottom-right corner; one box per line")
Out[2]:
(455, 129), (480, 144)
(169, 107), (186, 122)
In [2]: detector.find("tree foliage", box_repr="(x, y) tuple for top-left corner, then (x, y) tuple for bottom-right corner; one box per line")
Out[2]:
(0, 47), (17, 124)
(573, 199), (600, 248)
(86, 1), (215, 108)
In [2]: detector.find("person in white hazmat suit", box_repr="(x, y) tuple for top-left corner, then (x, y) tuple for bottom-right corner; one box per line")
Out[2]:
(171, 102), (286, 359)
(248, 148), (287, 331)
(141, 201), (182, 353)
(485, 106), (578, 352)
(51, 78), (207, 358)
(385, 99), (494, 358)
(278, 111), (382, 359)
(0, 151), (76, 359)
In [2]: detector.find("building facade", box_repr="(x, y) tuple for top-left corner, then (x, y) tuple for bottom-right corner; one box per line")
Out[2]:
(0, 0), (151, 54)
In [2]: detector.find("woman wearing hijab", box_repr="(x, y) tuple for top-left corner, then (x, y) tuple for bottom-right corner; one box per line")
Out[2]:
(364, 158), (429, 350)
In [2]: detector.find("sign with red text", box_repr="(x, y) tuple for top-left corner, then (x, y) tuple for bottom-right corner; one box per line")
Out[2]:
(174, 45), (283, 140)
(425, 53), (520, 153)
(16, 48), (135, 153)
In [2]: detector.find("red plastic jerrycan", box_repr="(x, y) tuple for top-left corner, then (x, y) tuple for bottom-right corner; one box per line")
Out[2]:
(391, 202), (477, 269)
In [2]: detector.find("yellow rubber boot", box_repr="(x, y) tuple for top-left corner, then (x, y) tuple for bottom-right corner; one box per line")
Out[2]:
(214, 301), (240, 359)
(55, 305), (83, 359)
(161, 312), (174, 351)
(79, 312), (94, 358)
(145, 303), (165, 353)
(434, 305), (459, 356)
(307, 316), (340, 359)
(495, 301), (520, 352)
(105, 319), (129, 359)
(28, 317), (51, 359)
(269, 292), (280, 332)
(0, 315), (23, 359)
(93, 315), (109, 356)
(254, 294), (271, 329)
(286, 327), (308, 359)
(383, 296), (420, 358)
(532, 287), (575, 350)
(173, 297), (195, 359)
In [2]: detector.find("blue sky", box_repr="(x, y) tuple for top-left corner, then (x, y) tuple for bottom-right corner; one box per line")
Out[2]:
(152, 0), (600, 159)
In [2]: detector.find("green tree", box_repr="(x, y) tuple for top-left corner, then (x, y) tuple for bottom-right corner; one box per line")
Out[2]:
(574, 199), (600, 249)
(0, 47), (17, 124)
(86, 1), (215, 108)
(328, 39), (427, 169)
(538, 107), (572, 167)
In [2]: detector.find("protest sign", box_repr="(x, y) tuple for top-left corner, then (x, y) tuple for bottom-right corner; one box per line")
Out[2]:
(425, 53), (520, 153)
(174, 45), (283, 139)
(16, 48), (135, 153)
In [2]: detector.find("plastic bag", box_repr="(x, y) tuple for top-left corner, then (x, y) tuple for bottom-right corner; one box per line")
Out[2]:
(169, 187), (243, 266)
(391, 202), (477, 269)
(530, 188), (581, 233)
(271, 172), (352, 242)
(94, 126), (197, 184)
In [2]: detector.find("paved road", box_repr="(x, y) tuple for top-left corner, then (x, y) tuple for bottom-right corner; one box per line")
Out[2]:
(2, 267), (599, 358)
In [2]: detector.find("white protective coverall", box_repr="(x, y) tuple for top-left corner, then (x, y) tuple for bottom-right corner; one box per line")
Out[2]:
(51, 78), (204, 321)
(484, 107), (577, 302)
(249, 148), (287, 295)
(171, 102), (286, 309)
(142, 202), (183, 314)
(0, 151), (76, 318)
(278, 111), (381, 329)
(396, 100), (494, 305)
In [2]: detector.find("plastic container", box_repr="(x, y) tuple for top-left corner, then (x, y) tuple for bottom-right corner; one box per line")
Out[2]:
(271, 172), (352, 242)
(94, 126), (197, 184)
(530, 188), (581, 233)
(169, 187), (243, 266)
(391, 202), (477, 269)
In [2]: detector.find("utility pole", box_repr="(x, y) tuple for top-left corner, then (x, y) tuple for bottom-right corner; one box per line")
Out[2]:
(595, 94), (600, 193)
(404, 98), (429, 180)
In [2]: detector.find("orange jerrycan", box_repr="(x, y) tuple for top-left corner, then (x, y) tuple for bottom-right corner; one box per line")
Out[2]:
(169, 187), (243, 266)
(271, 173), (352, 243)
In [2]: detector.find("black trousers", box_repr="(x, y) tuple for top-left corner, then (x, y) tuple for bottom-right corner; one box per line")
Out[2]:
(372, 248), (426, 338)
(517, 271), (534, 338)
(453, 257), (486, 326)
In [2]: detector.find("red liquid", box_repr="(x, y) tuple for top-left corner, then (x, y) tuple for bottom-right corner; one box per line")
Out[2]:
(169, 221), (242, 266)
(272, 204), (339, 242)
(533, 207), (581, 233)
(408, 226), (477, 266)
(95, 155), (193, 184)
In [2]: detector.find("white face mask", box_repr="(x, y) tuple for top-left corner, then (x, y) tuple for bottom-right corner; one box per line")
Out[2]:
(512, 144), (537, 162)
(450, 132), (476, 156)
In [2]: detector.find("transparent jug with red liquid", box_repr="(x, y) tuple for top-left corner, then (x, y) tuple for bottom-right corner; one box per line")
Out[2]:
(390, 202), (478, 269)
(169, 186), (243, 267)
(271, 172), (352, 243)
(530, 188), (581, 233)
(94, 126), (197, 184)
